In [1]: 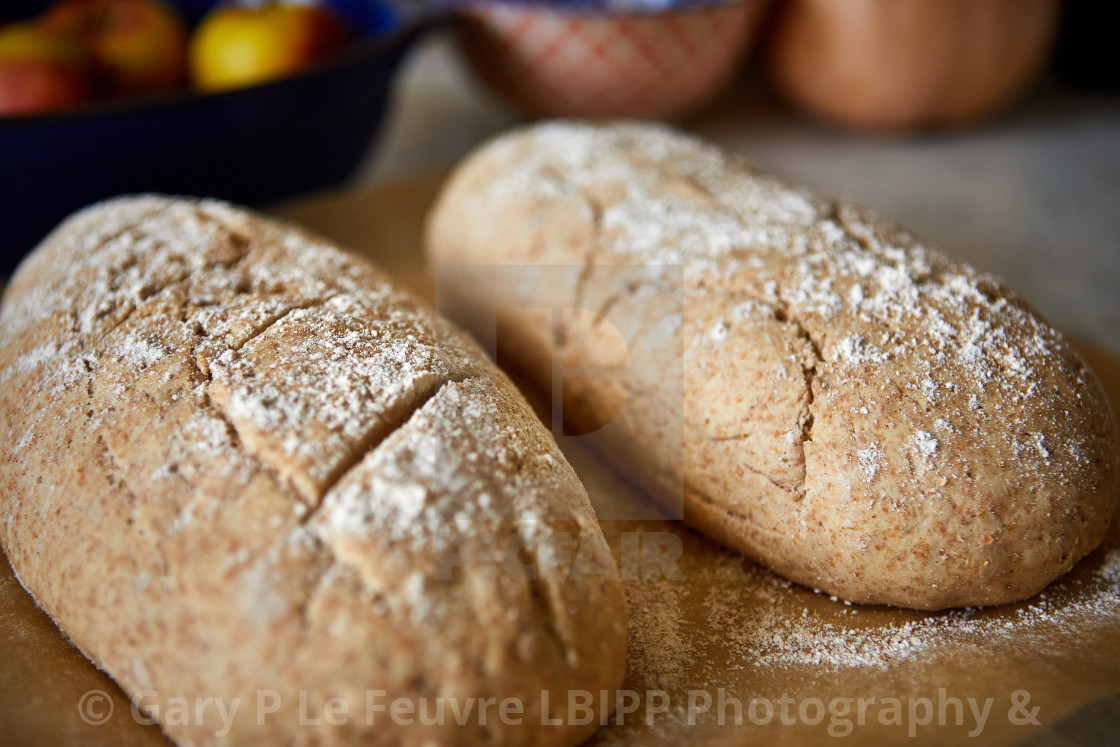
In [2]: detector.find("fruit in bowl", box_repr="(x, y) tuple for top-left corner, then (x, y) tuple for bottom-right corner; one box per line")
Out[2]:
(0, 0), (417, 274)
(189, 3), (347, 92)
(0, 22), (95, 115)
(42, 0), (188, 95)
(0, 0), (358, 118)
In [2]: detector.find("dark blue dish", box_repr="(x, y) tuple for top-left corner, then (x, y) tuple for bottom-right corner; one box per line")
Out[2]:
(0, 1), (434, 272)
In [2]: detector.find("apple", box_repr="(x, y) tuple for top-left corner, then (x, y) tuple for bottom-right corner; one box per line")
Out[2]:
(189, 3), (347, 92)
(42, 0), (188, 95)
(0, 23), (94, 116)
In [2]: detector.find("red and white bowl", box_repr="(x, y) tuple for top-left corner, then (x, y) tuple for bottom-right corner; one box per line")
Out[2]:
(455, 0), (772, 120)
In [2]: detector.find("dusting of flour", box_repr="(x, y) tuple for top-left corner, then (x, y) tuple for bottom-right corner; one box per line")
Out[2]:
(620, 546), (1120, 680)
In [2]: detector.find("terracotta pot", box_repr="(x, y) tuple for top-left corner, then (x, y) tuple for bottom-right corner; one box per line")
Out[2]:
(767, 0), (1060, 132)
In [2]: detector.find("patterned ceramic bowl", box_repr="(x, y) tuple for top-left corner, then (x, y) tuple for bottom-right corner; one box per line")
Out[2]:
(454, 0), (772, 119)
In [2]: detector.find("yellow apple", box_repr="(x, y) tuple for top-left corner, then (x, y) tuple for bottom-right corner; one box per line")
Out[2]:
(0, 23), (94, 116)
(43, 0), (188, 95)
(189, 3), (347, 92)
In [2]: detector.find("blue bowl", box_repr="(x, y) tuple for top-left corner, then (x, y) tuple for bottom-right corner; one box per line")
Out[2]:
(0, 1), (433, 271)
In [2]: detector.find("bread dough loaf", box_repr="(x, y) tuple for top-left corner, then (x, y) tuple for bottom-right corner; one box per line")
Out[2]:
(0, 196), (627, 745)
(426, 121), (1120, 610)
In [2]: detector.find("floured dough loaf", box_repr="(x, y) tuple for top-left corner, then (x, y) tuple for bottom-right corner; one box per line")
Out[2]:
(0, 196), (627, 746)
(426, 121), (1120, 610)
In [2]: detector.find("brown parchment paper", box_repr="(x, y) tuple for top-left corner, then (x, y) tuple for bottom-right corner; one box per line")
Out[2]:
(1, 173), (1117, 746)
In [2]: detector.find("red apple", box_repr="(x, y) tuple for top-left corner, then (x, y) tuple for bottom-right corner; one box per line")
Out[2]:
(0, 23), (94, 116)
(189, 3), (347, 92)
(42, 0), (188, 95)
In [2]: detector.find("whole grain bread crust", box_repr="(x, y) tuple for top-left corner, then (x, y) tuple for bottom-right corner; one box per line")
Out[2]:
(0, 195), (627, 745)
(426, 121), (1120, 610)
